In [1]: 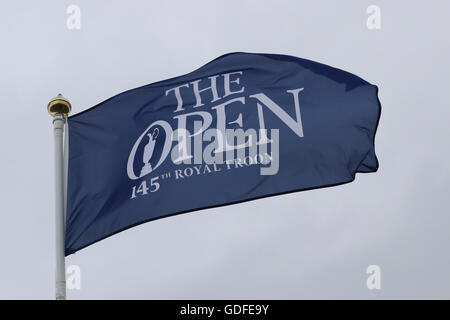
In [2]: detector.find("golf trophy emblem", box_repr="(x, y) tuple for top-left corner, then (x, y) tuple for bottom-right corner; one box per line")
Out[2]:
(140, 127), (159, 177)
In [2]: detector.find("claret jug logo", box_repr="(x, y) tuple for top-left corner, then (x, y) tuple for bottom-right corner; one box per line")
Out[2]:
(126, 70), (306, 198)
(140, 127), (159, 176)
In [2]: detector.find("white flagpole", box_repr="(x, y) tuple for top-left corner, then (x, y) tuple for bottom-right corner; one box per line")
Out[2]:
(48, 94), (71, 300)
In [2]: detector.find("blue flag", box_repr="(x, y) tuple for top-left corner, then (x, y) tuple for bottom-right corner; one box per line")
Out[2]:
(66, 52), (380, 255)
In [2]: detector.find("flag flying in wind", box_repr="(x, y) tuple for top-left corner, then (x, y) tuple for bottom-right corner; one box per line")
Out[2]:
(65, 52), (381, 255)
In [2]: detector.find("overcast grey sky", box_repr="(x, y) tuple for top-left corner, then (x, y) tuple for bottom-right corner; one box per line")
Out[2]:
(1, 0), (449, 299)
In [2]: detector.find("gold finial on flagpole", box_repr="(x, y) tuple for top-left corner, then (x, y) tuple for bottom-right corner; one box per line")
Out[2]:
(48, 93), (71, 117)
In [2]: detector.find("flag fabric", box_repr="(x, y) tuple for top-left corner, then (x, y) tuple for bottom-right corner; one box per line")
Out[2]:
(65, 52), (381, 255)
